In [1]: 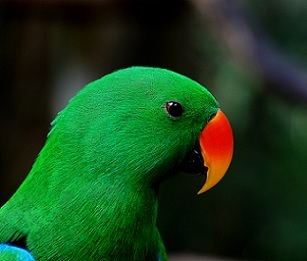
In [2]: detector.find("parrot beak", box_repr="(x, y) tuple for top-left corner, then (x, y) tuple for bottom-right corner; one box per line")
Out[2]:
(197, 110), (234, 194)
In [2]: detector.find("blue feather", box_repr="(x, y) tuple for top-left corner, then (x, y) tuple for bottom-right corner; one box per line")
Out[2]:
(0, 244), (35, 261)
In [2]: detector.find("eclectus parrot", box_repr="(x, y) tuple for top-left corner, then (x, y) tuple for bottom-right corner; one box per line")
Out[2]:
(0, 67), (233, 260)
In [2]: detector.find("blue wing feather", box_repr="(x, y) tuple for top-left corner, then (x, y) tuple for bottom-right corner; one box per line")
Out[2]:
(0, 244), (35, 261)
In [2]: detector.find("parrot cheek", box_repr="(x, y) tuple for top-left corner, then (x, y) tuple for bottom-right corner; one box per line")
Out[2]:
(197, 110), (234, 194)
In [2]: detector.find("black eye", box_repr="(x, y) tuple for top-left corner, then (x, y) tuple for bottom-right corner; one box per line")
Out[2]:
(165, 101), (183, 118)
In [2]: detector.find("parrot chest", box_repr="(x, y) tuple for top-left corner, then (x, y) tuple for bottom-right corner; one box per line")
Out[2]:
(26, 188), (160, 260)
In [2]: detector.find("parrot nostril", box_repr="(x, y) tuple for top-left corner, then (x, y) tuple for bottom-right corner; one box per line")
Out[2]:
(208, 111), (218, 123)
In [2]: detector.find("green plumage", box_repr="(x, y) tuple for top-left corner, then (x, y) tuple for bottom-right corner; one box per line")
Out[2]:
(0, 67), (219, 260)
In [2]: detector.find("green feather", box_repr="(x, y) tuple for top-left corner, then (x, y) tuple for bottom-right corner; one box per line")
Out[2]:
(0, 67), (219, 260)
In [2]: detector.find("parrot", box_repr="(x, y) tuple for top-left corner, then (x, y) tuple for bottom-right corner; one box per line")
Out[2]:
(0, 67), (233, 260)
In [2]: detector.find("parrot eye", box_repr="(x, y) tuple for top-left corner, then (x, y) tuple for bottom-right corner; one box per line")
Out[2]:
(165, 101), (183, 118)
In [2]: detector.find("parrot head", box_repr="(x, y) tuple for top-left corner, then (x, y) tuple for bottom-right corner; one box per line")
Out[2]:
(50, 66), (233, 194)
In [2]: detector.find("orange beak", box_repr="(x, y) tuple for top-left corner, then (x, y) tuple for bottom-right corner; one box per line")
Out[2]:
(197, 110), (234, 194)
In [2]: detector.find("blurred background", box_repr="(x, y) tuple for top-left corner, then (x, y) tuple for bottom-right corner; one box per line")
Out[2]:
(0, 0), (306, 260)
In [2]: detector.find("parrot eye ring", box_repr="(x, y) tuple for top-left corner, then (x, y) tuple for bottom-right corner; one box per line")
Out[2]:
(165, 101), (183, 118)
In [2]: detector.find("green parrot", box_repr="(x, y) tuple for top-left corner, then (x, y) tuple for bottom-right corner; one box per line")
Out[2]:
(0, 67), (233, 260)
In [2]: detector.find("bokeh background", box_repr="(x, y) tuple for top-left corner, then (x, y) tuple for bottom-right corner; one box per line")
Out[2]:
(1, 0), (307, 260)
